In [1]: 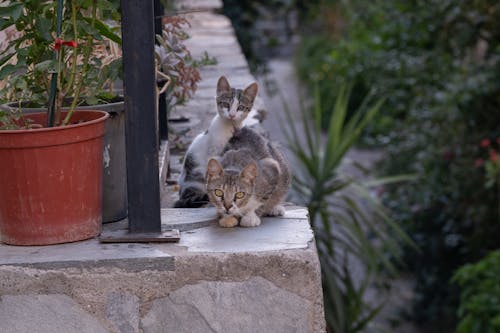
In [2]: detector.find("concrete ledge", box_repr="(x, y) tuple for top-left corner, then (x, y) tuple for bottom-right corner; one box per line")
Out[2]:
(178, 208), (313, 252)
(0, 238), (174, 272)
(0, 207), (325, 332)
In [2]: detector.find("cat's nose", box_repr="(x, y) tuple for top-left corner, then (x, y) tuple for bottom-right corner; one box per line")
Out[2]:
(224, 203), (232, 211)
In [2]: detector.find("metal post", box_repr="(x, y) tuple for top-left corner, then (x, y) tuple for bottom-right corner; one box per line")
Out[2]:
(120, 0), (161, 233)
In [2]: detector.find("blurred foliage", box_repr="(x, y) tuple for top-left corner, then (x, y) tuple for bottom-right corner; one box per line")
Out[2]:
(284, 85), (415, 333)
(295, 0), (500, 331)
(222, 0), (318, 73)
(452, 250), (500, 333)
(155, 16), (201, 108)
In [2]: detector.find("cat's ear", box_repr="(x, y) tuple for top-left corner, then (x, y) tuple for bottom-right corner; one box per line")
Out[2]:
(217, 76), (231, 95)
(243, 82), (258, 103)
(240, 161), (258, 185)
(207, 158), (223, 181)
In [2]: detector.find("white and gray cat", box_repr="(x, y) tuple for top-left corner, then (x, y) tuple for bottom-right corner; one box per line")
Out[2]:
(206, 126), (291, 227)
(175, 76), (258, 208)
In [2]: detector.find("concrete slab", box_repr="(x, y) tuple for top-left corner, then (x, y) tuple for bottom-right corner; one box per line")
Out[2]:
(174, 0), (223, 11)
(180, 208), (313, 253)
(161, 207), (218, 231)
(0, 239), (174, 272)
(197, 64), (251, 77)
(181, 12), (231, 29)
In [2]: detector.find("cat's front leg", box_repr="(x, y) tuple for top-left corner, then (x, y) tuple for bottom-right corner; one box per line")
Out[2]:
(218, 214), (239, 228)
(240, 211), (261, 227)
(256, 204), (285, 217)
(266, 205), (285, 217)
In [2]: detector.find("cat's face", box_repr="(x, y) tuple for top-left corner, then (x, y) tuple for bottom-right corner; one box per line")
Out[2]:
(206, 158), (257, 216)
(216, 76), (258, 125)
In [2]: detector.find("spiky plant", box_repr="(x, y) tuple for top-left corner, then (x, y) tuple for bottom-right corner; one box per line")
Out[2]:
(283, 84), (415, 332)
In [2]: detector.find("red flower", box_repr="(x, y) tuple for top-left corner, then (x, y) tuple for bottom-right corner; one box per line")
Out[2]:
(480, 139), (491, 148)
(475, 158), (484, 168)
(489, 149), (498, 162)
(54, 38), (78, 51)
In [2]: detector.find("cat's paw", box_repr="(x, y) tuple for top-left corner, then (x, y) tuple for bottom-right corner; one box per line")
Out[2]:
(240, 213), (261, 227)
(219, 215), (239, 228)
(267, 205), (285, 217)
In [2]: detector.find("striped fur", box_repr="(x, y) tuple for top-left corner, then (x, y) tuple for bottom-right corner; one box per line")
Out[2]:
(175, 76), (258, 208)
(206, 127), (291, 227)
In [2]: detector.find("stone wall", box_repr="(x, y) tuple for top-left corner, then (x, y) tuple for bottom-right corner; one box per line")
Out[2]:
(0, 209), (325, 332)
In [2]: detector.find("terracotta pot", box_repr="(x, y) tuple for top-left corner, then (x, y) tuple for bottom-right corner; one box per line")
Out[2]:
(1, 100), (127, 223)
(0, 110), (109, 245)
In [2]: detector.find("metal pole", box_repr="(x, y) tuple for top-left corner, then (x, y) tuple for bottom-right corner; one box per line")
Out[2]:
(120, 0), (161, 233)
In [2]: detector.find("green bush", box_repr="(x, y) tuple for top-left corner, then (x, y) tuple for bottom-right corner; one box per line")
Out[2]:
(295, 0), (500, 330)
(452, 250), (500, 333)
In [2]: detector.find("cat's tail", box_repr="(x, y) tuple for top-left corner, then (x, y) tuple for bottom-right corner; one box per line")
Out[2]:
(174, 187), (209, 208)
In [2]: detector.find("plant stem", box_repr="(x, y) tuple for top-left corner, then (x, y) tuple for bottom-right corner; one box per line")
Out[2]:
(47, 0), (64, 127)
(54, 43), (64, 125)
(62, 0), (97, 125)
(62, 0), (79, 101)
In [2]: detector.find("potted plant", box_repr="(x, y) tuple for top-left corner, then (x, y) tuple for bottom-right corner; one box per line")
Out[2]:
(0, 0), (127, 224)
(0, 0), (120, 245)
(0, 0), (122, 110)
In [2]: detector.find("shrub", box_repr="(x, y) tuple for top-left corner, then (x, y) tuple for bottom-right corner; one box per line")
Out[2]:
(452, 250), (500, 333)
(295, 0), (500, 330)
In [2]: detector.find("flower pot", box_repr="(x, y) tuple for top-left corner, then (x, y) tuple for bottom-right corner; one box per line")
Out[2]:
(72, 101), (127, 223)
(1, 100), (127, 223)
(0, 110), (109, 245)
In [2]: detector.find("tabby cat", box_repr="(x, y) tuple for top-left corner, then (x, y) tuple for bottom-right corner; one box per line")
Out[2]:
(206, 127), (291, 227)
(174, 76), (258, 208)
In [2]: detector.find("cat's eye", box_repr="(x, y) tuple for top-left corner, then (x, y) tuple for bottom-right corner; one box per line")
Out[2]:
(214, 189), (224, 197)
(234, 192), (245, 199)
(237, 105), (247, 112)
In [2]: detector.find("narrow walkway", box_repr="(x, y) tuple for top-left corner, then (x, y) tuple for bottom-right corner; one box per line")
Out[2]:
(161, 0), (267, 207)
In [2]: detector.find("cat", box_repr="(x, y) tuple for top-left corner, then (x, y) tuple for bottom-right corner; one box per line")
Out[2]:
(174, 76), (259, 208)
(206, 126), (291, 227)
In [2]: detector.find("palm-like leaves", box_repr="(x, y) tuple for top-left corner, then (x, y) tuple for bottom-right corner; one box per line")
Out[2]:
(283, 84), (415, 332)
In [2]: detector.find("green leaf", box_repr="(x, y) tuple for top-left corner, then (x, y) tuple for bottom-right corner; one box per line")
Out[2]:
(0, 17), (14, 30)
(85, 95), (99, 106)
(363, 174), (418, 187)
(84, 17), (122, 45)
(34, 59), (56, 73)
(329, 84), (349, 149)
(0, 3), (23, 20)
(35, 17), (53, 41)
(0, 64), (18, 80)
(0, 52), (15, 68)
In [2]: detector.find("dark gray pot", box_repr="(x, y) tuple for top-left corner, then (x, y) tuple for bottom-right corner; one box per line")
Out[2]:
(1, 100), (127, 223)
